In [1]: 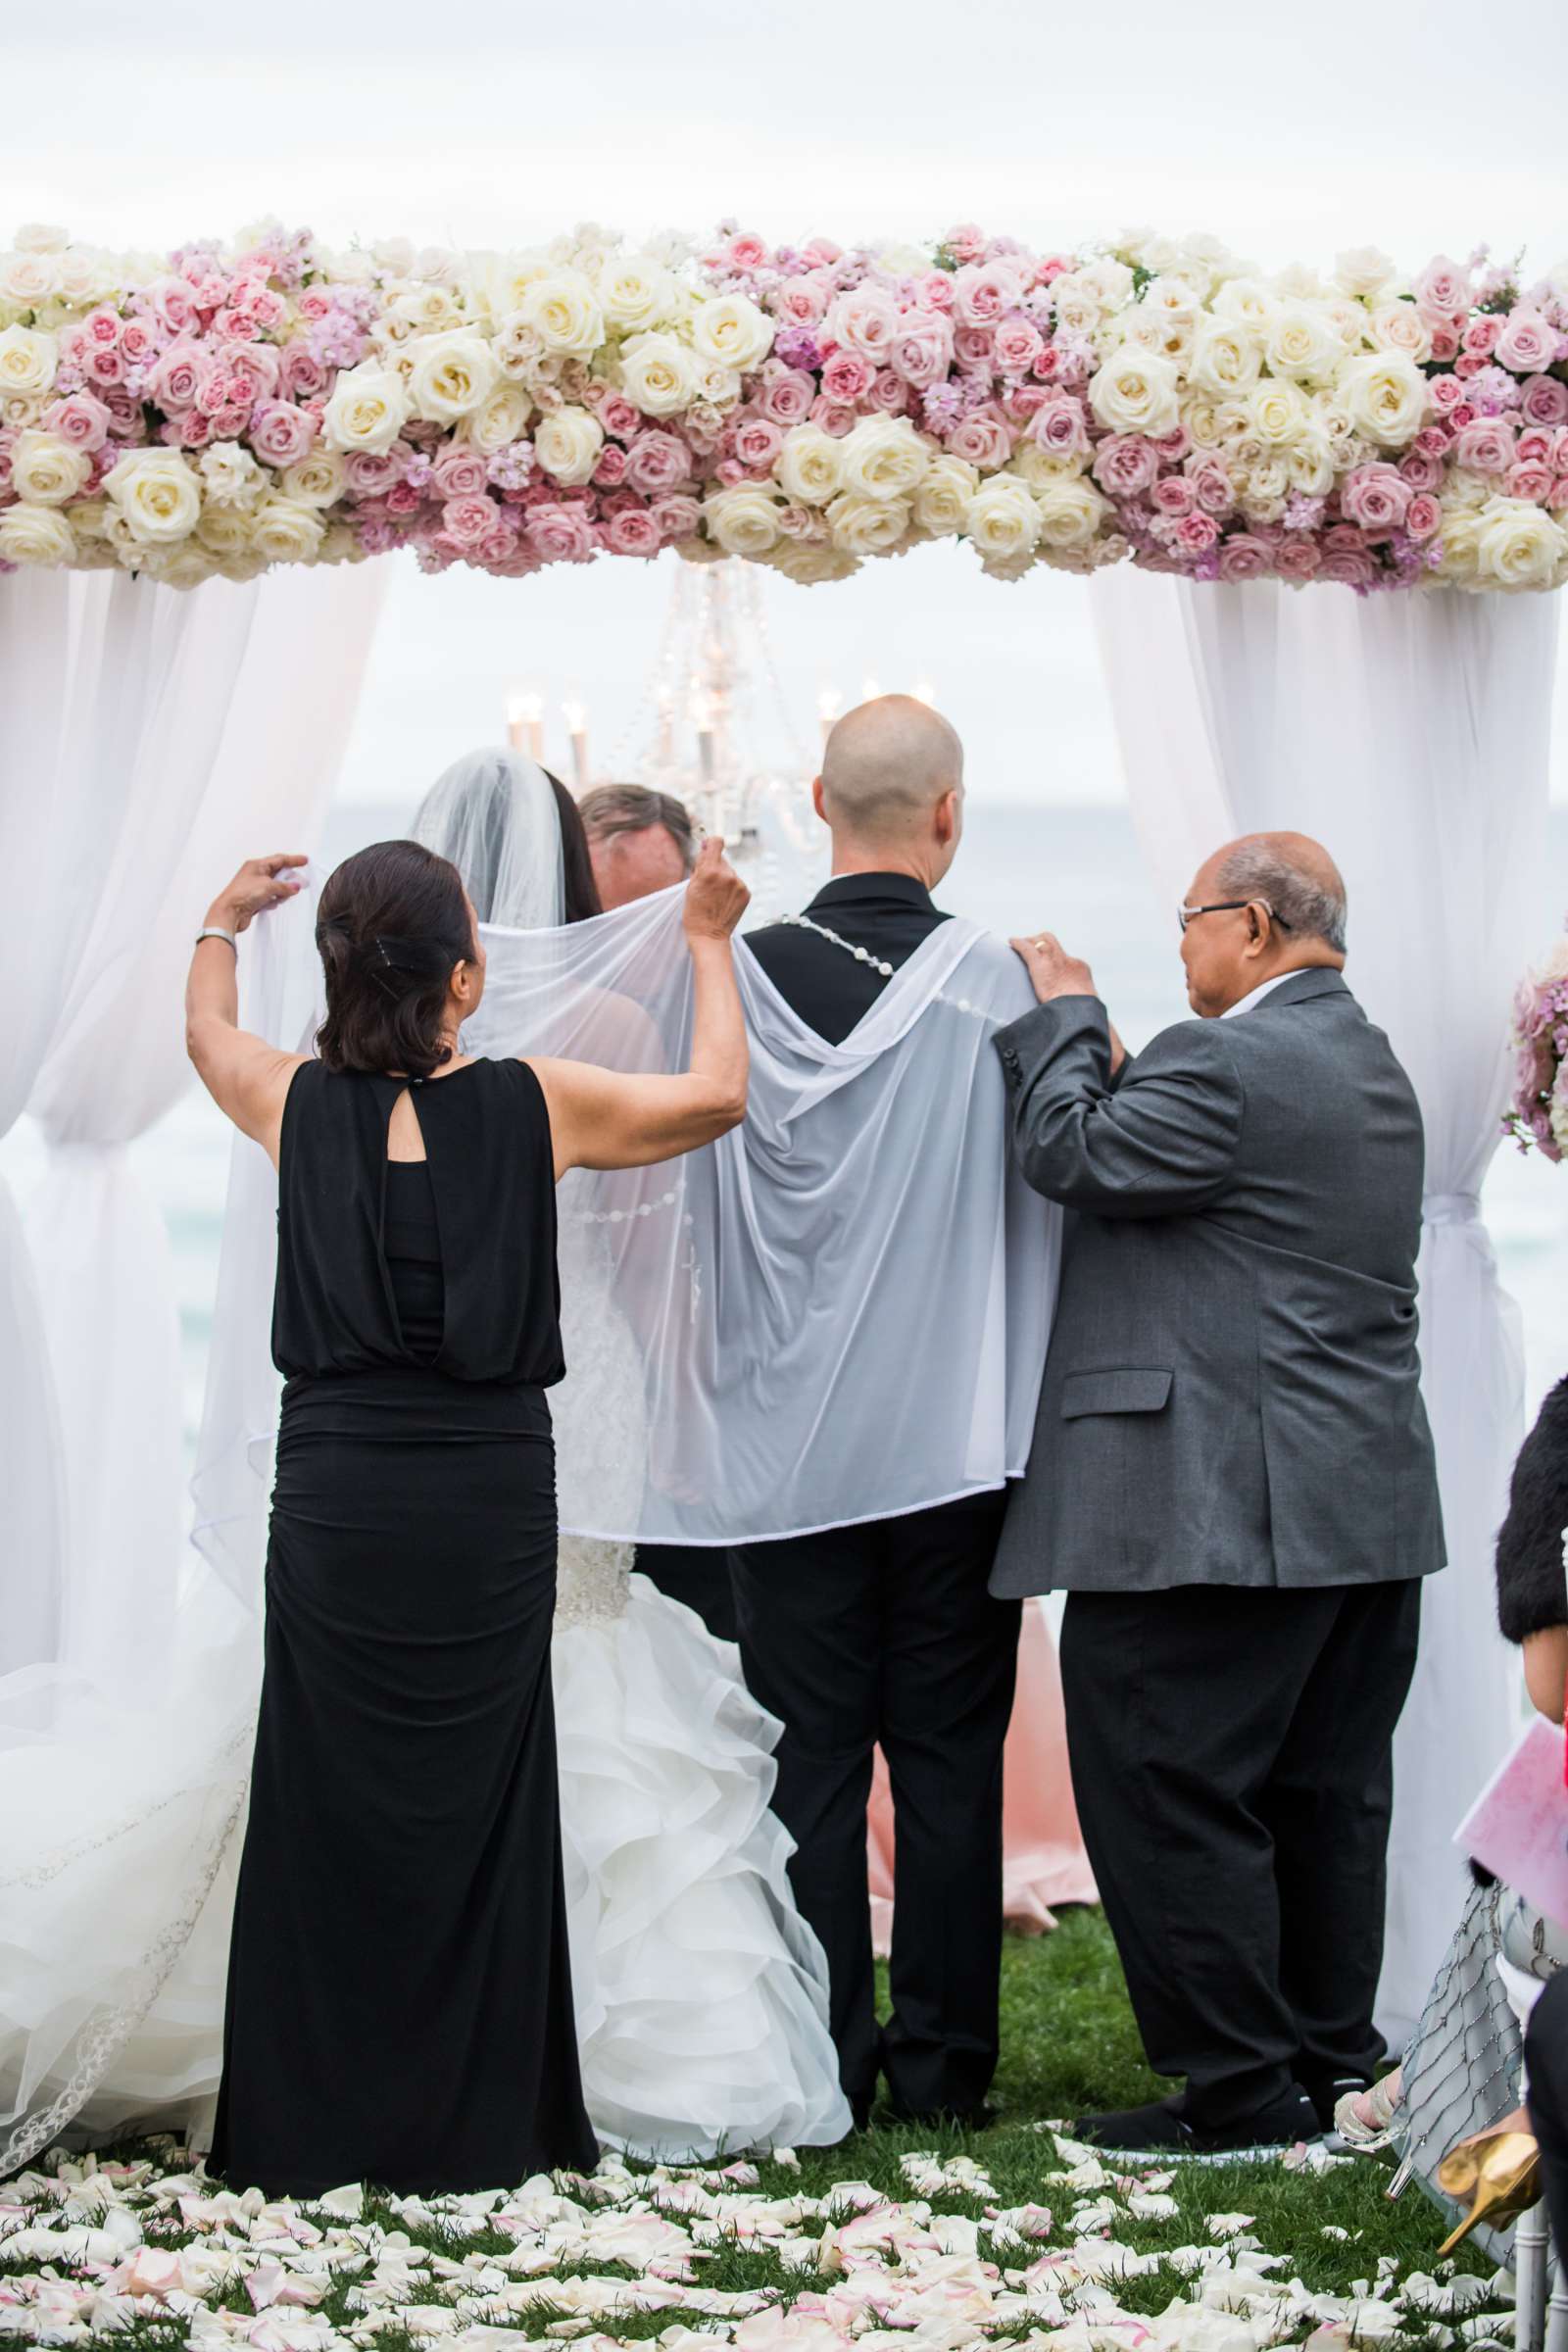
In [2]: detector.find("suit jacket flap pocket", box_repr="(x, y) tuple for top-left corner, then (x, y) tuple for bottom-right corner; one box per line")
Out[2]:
(1061, 1367), (1173, 1419)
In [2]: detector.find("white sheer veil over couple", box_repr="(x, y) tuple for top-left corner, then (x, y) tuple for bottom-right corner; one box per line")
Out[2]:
(0, 715), (1061, 2176)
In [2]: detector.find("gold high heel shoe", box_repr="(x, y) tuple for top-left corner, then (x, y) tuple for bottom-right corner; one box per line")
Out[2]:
(1435, 2115), (1542, 2256)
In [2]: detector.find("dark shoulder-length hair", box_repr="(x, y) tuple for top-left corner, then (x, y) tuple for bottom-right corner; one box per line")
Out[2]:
(544, 770), (604, 924)
(315, 840), (475, 1082)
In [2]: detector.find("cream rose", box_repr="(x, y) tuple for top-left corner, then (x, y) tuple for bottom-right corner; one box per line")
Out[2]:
(196, 506), (258, 560)
(1471, 498), (1568, 592)
(1249, 379), (1309, 447)
(1337, 351), (1430, 448)
(136, 543), (220, 591)
(407, 331), (500, 423)
(1088, 345), (1181, 440)
(322, 364), (413, 455)
(1264, 303), (1346, 384)
(776, 423), (844, 507)
(1335, 246), (1398, 301)
(389, 283), (466, 336)
(595, 253), (673, 334)
(280, 449), (347, 510)
(104, 450), (202, 545)
(1369, 301), (1433, 364)
(1032, 473), (1110, 552)
(1211, 277), (1275, 332)
(1011, 444), (1087, 489)
(250, 496), (327, 565)
(691, 359), (743, 409)
(1122, 309), (1194, 366)
(766, 541), (861, 586)
(826, 491), (913, 558)
(518, 270), (605, 359)
(838, 416), (932, 504)
(198, 442), (267, 507)
(0, 323), (58, 399)
(534, 404), (605, 487)
(619, 331), (695, 418)
(467, 249), (553, 320)
(463, 382), (533, 455)
(9, 429), (90, 506)
(703, 484), (786, 558)
(1050, 274), (1108, 339)
(1189, 318), (1263, 398)
(690, 291), (773, 374)
(0, 503), (74, 566)
(911, 454), (979, 536)
(1285, 431), (1336, 495)
(0, 251), (57, 309)
(962, 475), (1043, 564)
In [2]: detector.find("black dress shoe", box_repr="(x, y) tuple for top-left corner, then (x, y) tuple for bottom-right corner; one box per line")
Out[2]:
(1072, 2087), (1323, 2163)
(885, 2097), (999, 2132)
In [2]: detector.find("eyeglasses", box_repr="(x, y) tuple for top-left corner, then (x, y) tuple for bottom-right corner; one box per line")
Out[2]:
(1177, 898), (1292, 935)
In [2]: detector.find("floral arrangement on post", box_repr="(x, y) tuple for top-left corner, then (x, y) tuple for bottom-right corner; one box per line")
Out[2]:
(2, 218), (1568, 592)
(1504, 935), (1568, 1159)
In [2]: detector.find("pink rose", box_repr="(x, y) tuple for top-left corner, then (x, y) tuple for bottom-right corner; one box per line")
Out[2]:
(727, 231), (768, 271)
(1414, 256), (1470, 320)
(432, 447), (489, 498)
(954, 325), (996, 370)
(1397, 447), (1444, 491)
(1093, 435), (1160, 498)
(651, 492), (703, 541)
(1341, 462), (1411, 533)
(1496, 310), (1558, 372)
(1152, 425), (1191, 464)
(386, 480), (421, 515)
(1029, 396), (1090, 460)
(944, 224), (989, 266)
(226, 344), (280, 403)
(712, 456), (749, 487)
(1152, 474), (1196, 517)
(44, 392), (111, 451)
(1405, 493), (1443, 540)
(179, 411), (213, 449)
(1519, 425), (1557, 465)
(209, 403), (250, 438)
(1508, 461), (1555, 502)
(249, 400), (315, 467)
(279, 346), (327, 401)
(597, 391), (642, 440)
(1273, 535), (1323, 580)
(1415, 422), (1454, 455)
(196, 369), (233, 417)
(527, 502), (596, 563)
(1551, 476), (1568, 511)
(1215, 533), (1274, 582)
(946, 408), (1013, 468)
(952, 261), (1025, 326)
(148, 277), (196, 336)
(758, 366), (815, 425)
(732, 412), (786, 470)
(1454, 416), (1516, 473)
(1521, 373), (1568, 427)
(345, 449), (401, 495)
(808, 396), (856, 437)
(821, 349), (874, 404)
(888, 314), (955, 389)
(994, 315), (1044, 375)
(822, 287), (901, 362)
(147, 341), (211, 413)
(801, 238), (843, 269)
(102, 386), (139, 439)
(441, 494), (496, 550)
(624, 430), (692, 495)
(84, 308), (121, 350)
(83, 344), (125, 388)
(592, 442), (629, 487)
(1186, 457), (1236, 515)
(603, 505), (662, 557)
(1462, 315), (1502, 357)
(865, 369), (910, 416)
(1319, 545), (1378, 587)
(1453, 352), (1487, 379)
(1430, 322), (1462, 362)
(1006, 383), (1049, 421)
(250, 286), (285, 329)
(920, 272), (956, 313)
(1174, 511), (1219, 556)
(774, 276), (829, 330)
(1430, 372), (1470, 416)
(119, 318), (155, 367)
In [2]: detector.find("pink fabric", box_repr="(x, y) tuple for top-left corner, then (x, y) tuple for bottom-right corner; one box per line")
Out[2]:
(867, 1597), (1098, 1955)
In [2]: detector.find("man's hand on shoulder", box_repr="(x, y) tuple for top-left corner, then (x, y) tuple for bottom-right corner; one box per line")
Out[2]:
(1008, 934), (1125, 1075)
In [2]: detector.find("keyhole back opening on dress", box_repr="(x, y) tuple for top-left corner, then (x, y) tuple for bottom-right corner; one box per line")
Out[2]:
(386, 1084), (429, 1165)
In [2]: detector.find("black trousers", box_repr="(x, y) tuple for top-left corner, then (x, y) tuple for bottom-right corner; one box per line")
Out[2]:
(731, 1491), (1018, 2120)
(634, 1543), (737, 1643)
(1528, 1972), (1568, 2259)
(1060, 1578), (1422, 2128)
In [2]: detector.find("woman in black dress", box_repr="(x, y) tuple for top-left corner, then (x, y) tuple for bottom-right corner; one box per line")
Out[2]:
(184, 834), (748, 2197)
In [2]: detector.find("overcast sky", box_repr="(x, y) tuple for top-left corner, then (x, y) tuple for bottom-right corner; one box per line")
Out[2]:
(6, 0), (1568, 805)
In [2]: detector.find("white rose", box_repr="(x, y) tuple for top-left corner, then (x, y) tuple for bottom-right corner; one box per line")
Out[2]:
(1275, 263), (1330, 300)
(1080, 258), (1135, 308)
(1237, 456), (1290, 517)
(1471, 498), (1568, 592)
(1368, 301), (1433, 364)
(1189, 318), (1263, 398)
(1249, 380), (1309, 447)
(15, 222), (69, 254)
(250, 496), (327, 565)
(0, 251), (57, 308)
(317, 521), (366, 567)
(1011, 443), (1087, 488)
(595, 252), (674, 334)
(1264, 303), (1346, 384)
(389, 283), (466, 335)
(1323, 295), (1373, 353)
(407, 330), (499, 422)
(533, 404), (604, 487)
(196, 506), (258, 559)
(1211, 277), (1275, 332)
(198, 441), (266, 507)
(766, 541), (861, 586)
(703, 484), (786, 559)
(466, 249), (553, 320)
(775, 423), (844, 507)
(0, 322), (57, 398)
(8, 429), (89, 505)
(0, 502), (74, 565)
(838, 416), (932, 504)
(826, 491), (912, 558)
(136, 543), (220, 591)
(911, 454), (979, 536)
(1335, 246), (1398, 301)
(1337, 352), (1430, 448)
(962, 476), (1042, 564)
(1142, 274), (1200, 324)
(1050, 272), (1107, 338)
(463, 382), (533, 455)
(280, 449), (347, 509)
(1032, 474), (1110, 551)
(104, 450), (202, 545)
(1122, 308), (1193, 365)
(518, 270), (605, 359)
(322, 364), (413, 454)
(54, 246), (115, 309)
(691, 359), (742, 409)
(1088, 345), (1181, 439)
(618, 331), (694, 417)
(690, 291), (773, 374)
(1285, 431), (1335, 495)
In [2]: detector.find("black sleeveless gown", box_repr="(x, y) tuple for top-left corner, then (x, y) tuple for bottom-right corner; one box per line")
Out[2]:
(210, 1057), (599, 2197)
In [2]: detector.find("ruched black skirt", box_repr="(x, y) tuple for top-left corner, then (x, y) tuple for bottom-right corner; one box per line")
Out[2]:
(211, 1373), (598, 2197)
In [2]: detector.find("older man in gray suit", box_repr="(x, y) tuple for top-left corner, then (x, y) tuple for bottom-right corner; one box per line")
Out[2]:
(993, 832), (1445, 2160)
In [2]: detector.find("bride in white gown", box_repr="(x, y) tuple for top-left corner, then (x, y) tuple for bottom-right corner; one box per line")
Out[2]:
(0, 750), (848, 2176)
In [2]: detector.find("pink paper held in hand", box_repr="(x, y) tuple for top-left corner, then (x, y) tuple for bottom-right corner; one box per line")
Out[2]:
(1455, 1714), (1568, 1933)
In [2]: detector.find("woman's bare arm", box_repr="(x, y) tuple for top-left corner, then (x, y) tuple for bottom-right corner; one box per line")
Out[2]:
(1524, 1626), (1568, 1724)
(185, 855), (311, 1165)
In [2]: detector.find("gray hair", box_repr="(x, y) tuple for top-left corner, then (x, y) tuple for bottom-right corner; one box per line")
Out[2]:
(577, 782), (697, 872)
(1214, 840), (1348, 955)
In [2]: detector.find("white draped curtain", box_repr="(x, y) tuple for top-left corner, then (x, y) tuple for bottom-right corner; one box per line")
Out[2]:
(1091, 569), (1559, 2041)
(2, 561), (385, 1688)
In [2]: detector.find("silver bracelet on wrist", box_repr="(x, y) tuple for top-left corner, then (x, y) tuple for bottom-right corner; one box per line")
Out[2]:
(195, 926), (238, 954)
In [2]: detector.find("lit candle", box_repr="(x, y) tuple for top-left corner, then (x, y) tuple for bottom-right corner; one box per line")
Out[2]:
(562, 700), (590, 791)
(506, 690), (544, 762)
(912, 678), (937, 708)
(694, 692), (716, 786)
(818, 686), (842, 751)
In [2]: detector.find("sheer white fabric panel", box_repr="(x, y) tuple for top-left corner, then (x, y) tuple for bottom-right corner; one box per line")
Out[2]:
(1091, 570), (1559, 2041)
(23, 563), (385, 1682)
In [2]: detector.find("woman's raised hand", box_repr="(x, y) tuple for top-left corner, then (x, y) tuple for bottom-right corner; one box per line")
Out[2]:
(682, 838), (749, 943)
(207, 855), (309, 935)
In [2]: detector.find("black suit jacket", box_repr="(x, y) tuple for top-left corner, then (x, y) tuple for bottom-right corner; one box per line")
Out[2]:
(744, 872), (951, 1042)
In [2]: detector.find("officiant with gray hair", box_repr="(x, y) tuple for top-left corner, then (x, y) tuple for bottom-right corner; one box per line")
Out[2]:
(993, 831), (1445, 2160)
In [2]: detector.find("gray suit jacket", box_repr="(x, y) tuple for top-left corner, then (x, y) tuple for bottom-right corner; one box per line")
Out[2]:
(990, 969), (1446, 1596)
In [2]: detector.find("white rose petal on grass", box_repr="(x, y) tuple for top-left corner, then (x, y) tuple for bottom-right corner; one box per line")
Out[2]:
(690, 291), (774, 375)
(322, 364), (413, 455)
(104, 449), (203, 545)
(704, 484), (787, 559)
(534, 405), (605, 487)
(0, 321), (58, 397)
(838, 416), (933, 504)
(518, 270), (605, 359)
(8, 428), (90, 505)
(619, 331), (695, 418)
(963, 475), (1043, 565)
(775, 423), (844, 507)
(408, 330), (501, 423)
(1335, 351), (1431, 449)
(1089, 344), (1181, 440)
(0, 502), (74, 566)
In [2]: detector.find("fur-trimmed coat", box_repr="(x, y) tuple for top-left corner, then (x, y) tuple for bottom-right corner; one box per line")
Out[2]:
(1497, 1375), (1568, 1643)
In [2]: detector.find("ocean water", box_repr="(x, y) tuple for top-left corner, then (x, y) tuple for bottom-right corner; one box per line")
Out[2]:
(8, 792), (1568, 1462)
